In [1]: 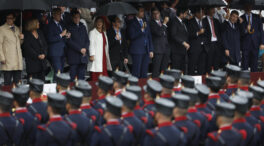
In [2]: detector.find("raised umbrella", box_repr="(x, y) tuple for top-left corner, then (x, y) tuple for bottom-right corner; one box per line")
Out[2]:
(52, 0), (96, 8)
(96, 2), (138, 16)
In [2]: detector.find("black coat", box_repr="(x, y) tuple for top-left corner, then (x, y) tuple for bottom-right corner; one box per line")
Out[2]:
(107, 27), (128, 65)
(168, 17), (189, 55)
(22, 30), (48, 74)
(66, 22), (89, 65)
(150, 19), (169, 54)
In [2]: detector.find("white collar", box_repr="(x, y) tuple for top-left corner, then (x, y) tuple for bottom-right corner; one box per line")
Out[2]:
(176, 16), (182, 23)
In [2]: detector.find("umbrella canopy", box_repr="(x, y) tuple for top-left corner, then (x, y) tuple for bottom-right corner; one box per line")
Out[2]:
(228, 0), (263, 9)
(122, 0), (169, 2)
(96, 2), (138, 16)
(0, 0), (51, 10)
(188, 0), (227, 7)
(52, 0), (96, 8)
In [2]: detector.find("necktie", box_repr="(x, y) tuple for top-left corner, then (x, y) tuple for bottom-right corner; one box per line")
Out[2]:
(199, 20), (202, 29)
(158, 20), (162, 27)
(10, 26), (15, 32)
(139, 19), (143, 27)
(210, 18), (216, 38)
(57, 23), (62, 32)
(182, 22), (187, 32)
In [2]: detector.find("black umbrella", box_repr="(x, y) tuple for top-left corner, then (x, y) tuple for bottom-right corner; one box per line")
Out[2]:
(122, 0), (169, 2)
(0, 0), (51, 10)
(228, 0), (263, 9)
(96, 2), (138, 16)
(188, 0), (227, 7)
(52, 0), (96, 8)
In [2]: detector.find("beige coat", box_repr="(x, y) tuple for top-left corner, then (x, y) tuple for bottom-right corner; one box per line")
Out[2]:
(88, 28), (112, 72)
(0, 23), (23, 71)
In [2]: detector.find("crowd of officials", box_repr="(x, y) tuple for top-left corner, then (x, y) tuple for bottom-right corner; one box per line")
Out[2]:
(1, 1), (264, 86)
(1, 64), (264, 145)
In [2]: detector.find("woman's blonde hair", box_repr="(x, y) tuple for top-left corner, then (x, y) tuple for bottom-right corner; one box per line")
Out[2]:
(94, 17), (106, 32)
(25, 19), (39, 32)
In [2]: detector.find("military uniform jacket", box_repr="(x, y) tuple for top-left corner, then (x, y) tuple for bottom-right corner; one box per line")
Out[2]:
(142, 100), (156, 118)
(81, 103), (101, 126)
(27, 97), (49, 124)
(35, 116), (76, 146)
(207, 93), (225, 110)
(225, 84), (238, 96)
(134, 105), (154, 129)
(90, 120), (134, 146)
(0, 112), (24, 146)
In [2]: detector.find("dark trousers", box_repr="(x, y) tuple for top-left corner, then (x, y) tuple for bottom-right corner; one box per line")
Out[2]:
(242, 40), (259, 72)
(3, 70), (21, 85)
(131, 53), (149, 78)
(28, 72), (45, 81)
(206, 42), (220, 73)
(152, 53), (169, 78)
(188, 47), (207, 75)
(171, 53), (186, 73)
(49, 56), (65, 73)
(69, 64), (86, 81)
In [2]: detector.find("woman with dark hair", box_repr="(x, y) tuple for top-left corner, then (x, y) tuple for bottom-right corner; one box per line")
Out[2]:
(88, 17), (112, 81)
(22, 18), (48, 81)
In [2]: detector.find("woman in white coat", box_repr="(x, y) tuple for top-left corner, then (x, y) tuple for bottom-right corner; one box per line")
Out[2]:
(88, 17), (112, 81)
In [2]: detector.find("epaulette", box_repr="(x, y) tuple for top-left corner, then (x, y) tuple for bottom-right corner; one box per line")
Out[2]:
(239, 129), (247, 140)
(19, 118), (25, 125)
(97, 109), (104, 116)
(91, 115), (97, 121)
(193, 120), (201, 128)
(37, 125), (46, 131)
(127, 125), (133, 133)
(146, 129), (155, 137)
(207, 132), (218, 141)
(259, 116), (264, 123)
(140, 117), (148, 124)
(201, 112), (212, 121)
(148, 111), (155, 117)
(94, 126), (101, 133)
(179, 126), (188, 133)
(255, 123), (261, 132)
(35, 113), (42, 121)
(65, 120), (77, 130)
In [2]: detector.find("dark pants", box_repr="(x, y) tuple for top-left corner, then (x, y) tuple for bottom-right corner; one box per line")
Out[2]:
(131, 53), (149, 78)
(242, 40), (259, 72)
(49, 56), (65, 73)
(3, 71), (21, 85)
(28, 72), (45, 81)
(206, 42), (221, 73)
(171, 53), (186, 73)
(188, 47), (207, 75)
(152, 53), (169, 78)
(69, 64), (86, 81)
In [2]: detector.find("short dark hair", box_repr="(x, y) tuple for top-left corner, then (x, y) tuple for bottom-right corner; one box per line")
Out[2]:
(0, 104), (11, 113)
(6, 12), (15, 18)
(71, 10), (80, 17)
(231, 10), (239, 16)
(136, 4), (144, 11)
(15, 99), (27, 107)
(176, 8), (188, 17)
(151, 7), (160, 13)
(52, 8), (61, 15)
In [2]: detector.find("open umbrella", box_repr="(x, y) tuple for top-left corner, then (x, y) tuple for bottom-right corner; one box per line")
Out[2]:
(0, 0), (51, 10)
(53, 0), (96, 8)
(122, 0), (169, 2)
(228, 0), (263, 9)
(188, 0), (227, 7)
(96, 2), (138, 16)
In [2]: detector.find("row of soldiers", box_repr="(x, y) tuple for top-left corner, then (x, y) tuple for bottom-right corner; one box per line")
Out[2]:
(1, 64), (264, 145)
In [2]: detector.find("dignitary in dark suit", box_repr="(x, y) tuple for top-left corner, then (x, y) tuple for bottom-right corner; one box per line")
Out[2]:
(23, 18), (48, 81)
(168, 8), (189, 72)
(107, 16), (128, 72)
(187, 8), (206, 75)
(150, 7), (169, 78)
(47, 8), (70, 75)
(240, 5), (264, 72)
(128, 6), (154, 78)
(203, 8), (223, 72)
(66, 11), (89, 81)
(222, 10), (241, 66)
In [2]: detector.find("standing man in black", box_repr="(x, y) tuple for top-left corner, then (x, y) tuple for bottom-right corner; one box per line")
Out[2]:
(107, 16), (128, 73)
(203, 8), (223, 72)
(150, 7), (170, 78)
(187, 8), (206, 75)
(168, 8), (189, 73)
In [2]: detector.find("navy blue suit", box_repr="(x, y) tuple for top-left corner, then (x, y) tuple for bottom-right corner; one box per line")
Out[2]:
(66, 22), (89, 81)
(0, 113), (24, 146)
(27, 99), (49, 124)
(90, 120), (134, 146)
(240, 13), (264, 72)
(121, 112), (146, 145)
(35, 116), (76, 146)
(134, 105), (154, 128)
(47, 20), (66, 73)
(173, 116), (200, 146)
(64, 110), (94, 145)
(14, 108), (38, 146)
(128, 17), (153, 78)
(81, 104), (101, 126)
(143, 122), (185, 146)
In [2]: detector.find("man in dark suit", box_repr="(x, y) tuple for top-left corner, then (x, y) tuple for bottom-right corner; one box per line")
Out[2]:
(66, 11), (89, 81)
(107, 16), (128, 73)
(203, 8), (223, 72)
(240, 5), (264, 72)
(168, 8), (189, 73)
(150, 7), (169, 78)
(59, 6), (71, 27)
(187, 8), (206, 75)
(222, 10), (241, 66)
(128, 5), (154, 78)
(47, 8), (70, 75)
